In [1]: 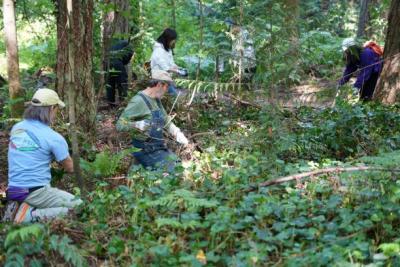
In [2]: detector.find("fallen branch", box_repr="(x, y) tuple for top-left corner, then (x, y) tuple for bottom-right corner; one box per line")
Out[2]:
(190, 131), (215, 139)
(224, 93), (262, 109)
(105, 176), (127, 180)
(247, 166), (400, 191)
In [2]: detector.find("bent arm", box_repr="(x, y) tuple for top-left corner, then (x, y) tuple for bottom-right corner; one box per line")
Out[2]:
(60, 156), (74, 173)
(151, 47), (179, 73)
(339, 63), (357, 86)
(116, 97), (150, 132)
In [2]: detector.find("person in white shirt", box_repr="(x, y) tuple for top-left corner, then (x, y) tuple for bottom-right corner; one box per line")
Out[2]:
(150, 28), (187, 95)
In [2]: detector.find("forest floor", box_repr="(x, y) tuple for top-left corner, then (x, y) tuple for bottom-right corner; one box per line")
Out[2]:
(257, 78), (336, 108)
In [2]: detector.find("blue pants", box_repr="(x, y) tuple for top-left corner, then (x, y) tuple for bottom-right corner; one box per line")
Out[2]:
(133, 149), (177, 172)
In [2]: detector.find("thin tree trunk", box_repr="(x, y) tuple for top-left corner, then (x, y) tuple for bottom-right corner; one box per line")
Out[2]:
(284, 0), (299, 41)
(66, 0), (84, 193)
(3, 0), (23, 118)
(55, 0), (68, 98)
(373, 0), (400, 104)
(238, 0), (244, 90)
(337, 0), (347, 36)
(171, 0), (176, 29)
(99, 0), (113, 101)
(283, 0), (299, 87)
(196, 0), (204, 80)
(357, 0), (370, 38)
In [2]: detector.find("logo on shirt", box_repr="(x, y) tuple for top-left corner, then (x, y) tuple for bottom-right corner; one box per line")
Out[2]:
(9, 129), (40, 151)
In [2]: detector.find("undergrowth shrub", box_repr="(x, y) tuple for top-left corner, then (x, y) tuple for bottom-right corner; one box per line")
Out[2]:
(2, 224), (87, 267)
(73, 150), (400, 266)
(254, 102), (400, 161)
(80, 149), (133, 179)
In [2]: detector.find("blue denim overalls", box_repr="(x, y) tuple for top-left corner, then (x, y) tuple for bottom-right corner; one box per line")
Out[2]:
(132, 93), (176, 170)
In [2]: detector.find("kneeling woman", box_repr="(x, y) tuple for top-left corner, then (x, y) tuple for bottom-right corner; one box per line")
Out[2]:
(116, 70), (189, 171)
(6, 89), (82, 223)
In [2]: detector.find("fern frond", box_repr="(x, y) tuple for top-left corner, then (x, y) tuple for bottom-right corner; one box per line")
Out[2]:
(49, 235), (88, 267)
(5, 224), (44, 248)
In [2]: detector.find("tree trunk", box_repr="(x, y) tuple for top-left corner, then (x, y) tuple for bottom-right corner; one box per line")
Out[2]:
(66, 0), (84, 192)
(283, 0), (300, 86)
(55, 0), (68, 98)
(171, 0), (177, 29)
(196, 0), (204, 80)
(3, 0), (24, 118)
(337, 0), (348, 36)
(56, 0), (96, 137)
(373, 0), (400, 104)
(283, 0), (299, 41)
(72, 0), (96, 136)
(357, 0), (370, 38)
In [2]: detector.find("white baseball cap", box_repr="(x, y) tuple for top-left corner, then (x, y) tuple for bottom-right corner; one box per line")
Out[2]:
(31, 88), (65, 108)
(342, 38), (357, 51)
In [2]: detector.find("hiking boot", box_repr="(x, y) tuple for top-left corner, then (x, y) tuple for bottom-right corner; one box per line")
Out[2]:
(2, 201), (20, 222)
(14, 203), (34, 224)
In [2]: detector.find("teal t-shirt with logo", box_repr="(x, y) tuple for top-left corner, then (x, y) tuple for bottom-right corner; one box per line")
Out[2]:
(8, 119), (70, 188)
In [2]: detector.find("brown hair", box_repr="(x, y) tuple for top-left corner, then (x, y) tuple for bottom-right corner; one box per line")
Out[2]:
(23, 105), (53, 125)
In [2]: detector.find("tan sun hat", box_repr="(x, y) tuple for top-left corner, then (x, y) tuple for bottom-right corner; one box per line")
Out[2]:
(31, 88), (65, 108)
(151, 70), (174, 83)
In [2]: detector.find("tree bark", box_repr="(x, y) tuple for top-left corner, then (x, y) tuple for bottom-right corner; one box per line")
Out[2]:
(66, 0), (84, 192)
(171, 0), (177, 29)
(3, 0), (24, 118)
(373, 0), (400, 104)
(55, 0), (68, 98)
(56, 0), (96, 137)
(72, 0), (96, 136)
(196, 0), (204, 80)
(357, 0), (370, 38)
(283, 0), (300, 85)
(283, 0), (299, 41)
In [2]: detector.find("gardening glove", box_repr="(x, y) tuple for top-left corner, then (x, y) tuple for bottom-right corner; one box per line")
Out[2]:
(177, 68), (188, 77)
(176, 131), (189, 145)
(352, 87), (359, 97)
(133, 120), (150, 131)
(168, 123), (189, 145)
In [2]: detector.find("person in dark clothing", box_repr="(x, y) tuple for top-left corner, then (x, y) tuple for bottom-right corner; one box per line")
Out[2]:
(338, 38), (383, 101)
(106, 40), (134, 106)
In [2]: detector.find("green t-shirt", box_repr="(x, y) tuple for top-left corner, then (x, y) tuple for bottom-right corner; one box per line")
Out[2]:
(116, 92), (169, 140)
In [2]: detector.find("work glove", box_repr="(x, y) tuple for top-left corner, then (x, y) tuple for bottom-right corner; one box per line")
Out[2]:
(177, 68), (188, 77)
(352, 87), (359, 97)
(176, 131), (189, 145)
(133, 120), (150, 131)
(168, 123), (189, 145)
